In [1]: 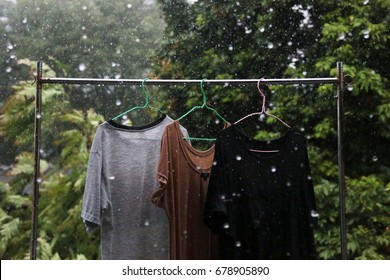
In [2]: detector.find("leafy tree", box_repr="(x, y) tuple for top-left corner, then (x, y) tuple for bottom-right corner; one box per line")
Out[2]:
(153, 0), (390, 259)
(0, 60), (101, 259)
(0, 0), (166, 163)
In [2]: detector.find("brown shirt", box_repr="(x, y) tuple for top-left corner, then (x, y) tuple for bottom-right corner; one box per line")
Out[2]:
(152, 120), (218, 259)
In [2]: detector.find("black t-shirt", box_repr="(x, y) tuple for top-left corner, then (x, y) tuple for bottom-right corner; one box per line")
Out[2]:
(203, 125), (318, 260)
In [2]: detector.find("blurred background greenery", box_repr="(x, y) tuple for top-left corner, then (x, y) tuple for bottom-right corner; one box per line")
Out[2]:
(0, 0), (389, 259)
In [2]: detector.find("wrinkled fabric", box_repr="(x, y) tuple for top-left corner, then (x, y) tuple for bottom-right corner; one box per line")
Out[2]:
(81, 115), (188, 260)
(204, 125), (318, 260)
(152, 121), (219, 260)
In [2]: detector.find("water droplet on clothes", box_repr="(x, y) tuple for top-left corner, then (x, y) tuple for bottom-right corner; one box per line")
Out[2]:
(310, 210), (319, 218)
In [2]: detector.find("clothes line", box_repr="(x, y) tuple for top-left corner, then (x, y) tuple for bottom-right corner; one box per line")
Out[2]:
(39, 77), (340, 85)
(31, 61), (349, 260)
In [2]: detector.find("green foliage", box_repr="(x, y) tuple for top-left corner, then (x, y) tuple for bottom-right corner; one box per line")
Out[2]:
(154, 0), (390, 259)
(0, 62), (102, 259)
(0, 0), (166, 163)
(0, 0), (389, 260)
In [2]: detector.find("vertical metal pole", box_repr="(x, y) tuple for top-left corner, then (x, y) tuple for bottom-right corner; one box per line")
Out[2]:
(30, 61), (43, 260)
(337, 61), (348, 259)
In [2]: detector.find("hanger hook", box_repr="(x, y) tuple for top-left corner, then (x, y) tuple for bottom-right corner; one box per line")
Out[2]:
(257, 78), (267, 113)
(200, 79), (207, 107)
(142, 78), (149, 105)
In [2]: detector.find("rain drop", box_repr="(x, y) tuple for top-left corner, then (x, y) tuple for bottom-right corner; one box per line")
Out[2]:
(347, 85), (353, 91)
(259, 26), (265, 32)
(22, 17), (27, 24)
(372, 155), (378, 162)
(144, 220), (150, 227)
(223, 223), (230, 229)
(235, 241), (242, 247)
(127, 3), (132, 8)
(36, 113), (42, 119)
(286, 181), (292, 187)
(36, 178), (42, 184)
(310, 210), (319, 218)
(196, 166), (201, 170)
(363, 29), (370, 39)
(363, 0), (369, 4)
(115, 100), (122, 106)
(215, 119), (220, 125)
(82, 6), (87, 10)
(245, 27), (252, 34)
(236, 155), (242, 161)
(271, 166), (276, 172)
(78, 63), (86, 72)
(267, 42), (274, 49)
(213, 161), (218, 166)
(307, 175), (312, 181)
(6, 67), (12, 73)
(228, 45), (233, 51)
(258, 113), (266, 122)
(109, 176), (116, 180)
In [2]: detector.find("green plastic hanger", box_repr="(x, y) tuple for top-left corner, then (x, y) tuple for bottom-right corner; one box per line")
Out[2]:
(177, 79), (228, 141)
(111, 78), (164, 121)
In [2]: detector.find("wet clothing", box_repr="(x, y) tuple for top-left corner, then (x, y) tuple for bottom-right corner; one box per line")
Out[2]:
(152, 121), (218, 260)
(81, 115), (188, 259)
(204, 125), (318, 259)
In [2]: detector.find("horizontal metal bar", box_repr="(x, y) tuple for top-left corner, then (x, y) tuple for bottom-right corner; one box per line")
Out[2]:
(40, 77), (339, 86)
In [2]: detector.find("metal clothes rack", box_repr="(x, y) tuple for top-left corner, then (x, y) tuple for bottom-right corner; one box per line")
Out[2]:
(31, 61), (351, 260)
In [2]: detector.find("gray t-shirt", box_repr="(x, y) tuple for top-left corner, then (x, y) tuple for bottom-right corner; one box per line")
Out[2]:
(81, 115), (187, 260)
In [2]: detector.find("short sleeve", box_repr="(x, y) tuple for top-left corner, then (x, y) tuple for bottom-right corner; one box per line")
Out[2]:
(203, 138), (231, 236)
(151, 127), (170, 208)
(81, 127), (108, 229)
